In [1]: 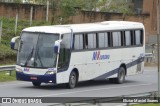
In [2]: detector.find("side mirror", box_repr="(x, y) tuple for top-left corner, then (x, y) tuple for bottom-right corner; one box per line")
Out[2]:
(11, 36), (20, 50)
(54, 40), (62, 54)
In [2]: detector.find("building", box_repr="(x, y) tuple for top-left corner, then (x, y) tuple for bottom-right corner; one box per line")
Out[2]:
(132, 0), (158, 35)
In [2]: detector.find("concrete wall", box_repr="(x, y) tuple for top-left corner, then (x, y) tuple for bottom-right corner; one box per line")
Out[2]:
(0, 2), (52, 21)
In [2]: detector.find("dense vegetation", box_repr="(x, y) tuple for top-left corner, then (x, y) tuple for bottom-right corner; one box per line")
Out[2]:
(0, 70), (16, 82)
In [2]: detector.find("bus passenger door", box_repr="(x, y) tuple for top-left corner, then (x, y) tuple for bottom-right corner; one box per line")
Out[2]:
(58, 44), (70, 71)
(57, 34), (71, 83)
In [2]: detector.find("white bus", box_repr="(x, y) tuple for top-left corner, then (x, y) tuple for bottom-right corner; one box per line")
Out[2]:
(11, 21), (145, 88)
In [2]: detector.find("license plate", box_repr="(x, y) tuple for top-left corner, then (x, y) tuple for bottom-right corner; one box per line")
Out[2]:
(30, 77), (37, 80)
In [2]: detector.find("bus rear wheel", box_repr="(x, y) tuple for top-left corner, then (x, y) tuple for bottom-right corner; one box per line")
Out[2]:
(109, 67), (125, 84)
(32, 82), (41, 87)
(66, 71), (77, 89)
(115, 67), (125, 84)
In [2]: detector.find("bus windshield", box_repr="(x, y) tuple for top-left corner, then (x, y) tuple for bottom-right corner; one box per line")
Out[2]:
(17, 32), (59, 68)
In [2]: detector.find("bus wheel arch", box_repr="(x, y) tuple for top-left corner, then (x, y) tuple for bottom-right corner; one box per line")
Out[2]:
(66, 68), (79, 89)
(120, 63), (127, 75)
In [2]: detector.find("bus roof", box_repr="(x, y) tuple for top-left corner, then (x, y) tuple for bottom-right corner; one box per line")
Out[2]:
(23, 21), (144, 34)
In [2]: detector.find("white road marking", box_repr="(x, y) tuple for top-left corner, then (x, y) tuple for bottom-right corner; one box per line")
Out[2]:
(36, 83), (153, 97)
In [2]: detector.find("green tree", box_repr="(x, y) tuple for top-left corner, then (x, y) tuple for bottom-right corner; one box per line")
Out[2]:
(96, 0), (134, 14)
(51, 0), (76, 24)
(51, 0), (99, 24)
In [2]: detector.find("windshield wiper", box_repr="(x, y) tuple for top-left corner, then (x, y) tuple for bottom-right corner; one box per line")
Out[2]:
(24, 47), (34, 67)
(36, 47), (44, 67)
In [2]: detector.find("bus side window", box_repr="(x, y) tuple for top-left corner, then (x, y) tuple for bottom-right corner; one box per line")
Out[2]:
(135, 30), (143, 45)
(112, 31), (121, 47)
(87, 33), (97, 49)
(98, 32), (108, 48)
(74, 34), (83, 50)
(125, 31), (131, 46)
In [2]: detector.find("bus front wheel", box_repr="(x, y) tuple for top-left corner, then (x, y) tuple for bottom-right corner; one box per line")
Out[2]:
(32, 82), (41, 87)
(66, 71), (77, 89)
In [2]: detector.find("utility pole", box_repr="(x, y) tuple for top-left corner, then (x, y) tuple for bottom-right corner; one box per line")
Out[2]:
(0, 20), (2, 43)
(46, 0), (49, 22)
(157, 0), (160, 97)
(30, 6), (33, 26)
(15, 10), (18, 36)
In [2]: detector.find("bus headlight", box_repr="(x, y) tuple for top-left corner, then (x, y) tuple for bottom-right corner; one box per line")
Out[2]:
(45, 71), (56, 75)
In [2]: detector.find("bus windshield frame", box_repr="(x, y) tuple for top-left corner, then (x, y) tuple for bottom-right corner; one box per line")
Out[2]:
(17, 32), (59, 68)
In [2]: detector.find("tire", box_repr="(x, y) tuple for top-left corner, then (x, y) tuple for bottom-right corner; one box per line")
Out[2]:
(115, 67), (126, 84)
(32, 82), (41, 87)
(66, 71), (77, 89)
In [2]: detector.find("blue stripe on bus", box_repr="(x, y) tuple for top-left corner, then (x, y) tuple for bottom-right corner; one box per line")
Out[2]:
(93, 57), (144, 80)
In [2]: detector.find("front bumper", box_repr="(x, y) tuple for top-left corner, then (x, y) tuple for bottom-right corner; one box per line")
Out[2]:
(16, 71), (56, 83)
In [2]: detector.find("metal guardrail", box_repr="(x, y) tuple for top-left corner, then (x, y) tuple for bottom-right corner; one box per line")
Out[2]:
(145, 53), (154, 63)
(0, 65), (15, 76)
(145, 53), (153, 57)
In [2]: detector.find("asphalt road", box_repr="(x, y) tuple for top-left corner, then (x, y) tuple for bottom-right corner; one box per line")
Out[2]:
(0, 66), (158, 106)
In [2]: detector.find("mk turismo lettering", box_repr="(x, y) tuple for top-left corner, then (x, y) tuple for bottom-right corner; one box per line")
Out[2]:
(92, 51), (110, 60)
